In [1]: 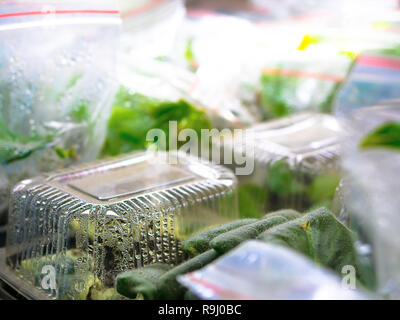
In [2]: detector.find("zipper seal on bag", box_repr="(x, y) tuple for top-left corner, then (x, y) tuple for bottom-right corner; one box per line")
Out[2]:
(261, 66), (345, 82)
(0, 9), (120, 20)
(0, 7), (121, 30)
(121, 0), (167, 19)
(183, 272), (258, 300)
(357, 54), (400, 71)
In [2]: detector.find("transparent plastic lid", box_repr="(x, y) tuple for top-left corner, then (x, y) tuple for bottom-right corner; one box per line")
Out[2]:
(4, 151), (237, 299)
(216, 113), (341, 216)
(222, 113), (341, 172)
(250, 113), (341, 158)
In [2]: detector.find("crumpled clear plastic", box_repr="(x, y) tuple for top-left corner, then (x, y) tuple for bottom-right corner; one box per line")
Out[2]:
(179, 240), (367, 300)
(338, 100), (400, 298)
(174, 13), (348, 121)
(0, 1), (120, 219)
(253, 47), (353, 119)
(241, 12), (400, 121)
(117, 52), (257, 129)
(118, 0), (185, 58)
(196, 0), (400, 121)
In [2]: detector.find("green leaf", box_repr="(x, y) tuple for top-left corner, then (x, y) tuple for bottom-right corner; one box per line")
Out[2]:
(267, 160), (305, 197)
(376, 45), (400, 58)
(360, 121), (400, 151)
(259, 73), (294, 118)
(0, 119), (55, 164)
(237, 184), (268, 219)
(258, 207), (376, 290)
(54, 147), (77, 160)
(308, 172), (341, 204)
(66, 74), (82, 90)
(185, 38), (195, 63)
(101, 86), (212, 157)
(184, 38), (198, 71)
(69, 100), (91, 123)
(0, 97), (92, 164)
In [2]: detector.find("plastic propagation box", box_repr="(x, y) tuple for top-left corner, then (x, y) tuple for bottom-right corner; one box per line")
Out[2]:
(0, 166), (8, 225)
(2, 151), (237, 300)
(216, 113), (341, 218)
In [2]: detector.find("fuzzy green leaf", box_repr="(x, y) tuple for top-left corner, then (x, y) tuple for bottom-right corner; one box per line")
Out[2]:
(360, 121), (400, 151)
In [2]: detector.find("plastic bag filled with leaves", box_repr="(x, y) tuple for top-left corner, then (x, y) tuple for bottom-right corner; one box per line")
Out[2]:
(0, 1), (120, 221)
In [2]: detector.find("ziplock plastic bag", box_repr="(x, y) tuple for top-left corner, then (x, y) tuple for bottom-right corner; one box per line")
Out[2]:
(0, 1), (121, 218)
(255, 48), (353, 119)
(172, 9), (257, 69)
(102, 52), (256, 157)
(196, 22), (352, 121)
(185, 0), (273, 22)
(335, 49), (400, 116)
(179, 241), (367, 300)
(339, 101), (400, 297)
(118, 0), (185, 58)
(238, 0), (399, 121)
(170, 14), (264, 122)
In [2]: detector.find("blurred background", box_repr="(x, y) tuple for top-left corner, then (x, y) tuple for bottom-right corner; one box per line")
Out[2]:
(1, 0), (400, 300)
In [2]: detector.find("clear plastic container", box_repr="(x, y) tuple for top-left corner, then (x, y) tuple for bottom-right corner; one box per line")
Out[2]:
(0, 1), (121, 220)
(332, 178), (372, 243)
(0, 166), (8, 225)
(0, 166), (8, 247)
(3, 151), (237, 300)
(331, 179), (348, 224)
(338, 102), (400, 298)
(216, 113), (341, 217)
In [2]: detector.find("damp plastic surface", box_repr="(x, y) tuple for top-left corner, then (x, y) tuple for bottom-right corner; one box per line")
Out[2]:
(0, 1), (121, 218)
(0, 166), (8, 225)
(339, 101), (400, 298)
(216, 113), (341, 217)
(5, 151), (238, 299)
